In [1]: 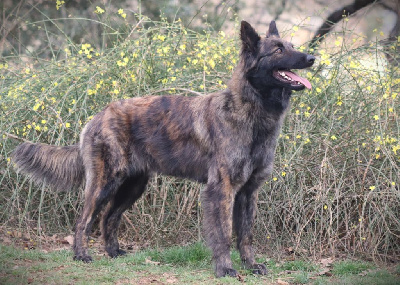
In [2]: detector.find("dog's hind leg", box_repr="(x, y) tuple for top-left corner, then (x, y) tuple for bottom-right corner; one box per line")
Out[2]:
(73, 172), (126, 262)
(73, 145), (128, 263)
(233, 171), (268, 275)
(100, 173), (149, 258)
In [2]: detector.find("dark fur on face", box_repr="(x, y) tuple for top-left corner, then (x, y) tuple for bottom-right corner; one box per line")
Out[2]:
(12, 21), (314, 277)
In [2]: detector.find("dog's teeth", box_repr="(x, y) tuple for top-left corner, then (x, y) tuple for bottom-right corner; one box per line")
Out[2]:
(278, 71), (294, 82)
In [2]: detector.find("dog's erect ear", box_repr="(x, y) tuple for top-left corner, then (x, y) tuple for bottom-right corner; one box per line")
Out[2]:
(266, 20), (280, 38)
(240, 21), (260, 53)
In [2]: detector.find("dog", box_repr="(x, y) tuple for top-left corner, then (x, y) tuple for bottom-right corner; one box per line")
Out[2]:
(12, 21), (314, 277)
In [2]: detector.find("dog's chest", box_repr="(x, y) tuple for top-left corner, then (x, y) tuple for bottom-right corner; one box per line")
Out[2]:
(249, 115), (285, 169)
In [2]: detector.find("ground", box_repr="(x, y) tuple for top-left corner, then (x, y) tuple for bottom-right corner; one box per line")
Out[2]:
(0, 228), (399, 284)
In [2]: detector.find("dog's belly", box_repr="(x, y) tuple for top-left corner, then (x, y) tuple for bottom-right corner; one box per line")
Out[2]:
(152, 142), (210, 183)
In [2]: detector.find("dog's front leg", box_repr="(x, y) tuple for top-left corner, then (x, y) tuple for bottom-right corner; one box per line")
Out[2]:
(233, 174), (268, 275)
(201, 177), (236, 278)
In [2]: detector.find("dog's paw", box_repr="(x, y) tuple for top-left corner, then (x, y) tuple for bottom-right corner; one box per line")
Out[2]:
(249, 263), (268, 275)
(108, 249), (127, 258)
(216, 267), (238, 278)
(73, 254), (93, 263)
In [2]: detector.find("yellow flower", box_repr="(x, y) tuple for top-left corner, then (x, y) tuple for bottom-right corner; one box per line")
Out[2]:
(369, 186), (376, 191)
(331, 135), (337, 140)
(95, 6), (105, 14)
(65, 122), (71, 128)
(157, 35), (166, 42)
(56, 0), (65, 10)
(33, 103), (41, 111)
(208, 59), (216, 69)
(117, 9), (127, 18)
(373, 115), (379, 121)
(281, 171), (286, 177)
(323, 205), (328, 210)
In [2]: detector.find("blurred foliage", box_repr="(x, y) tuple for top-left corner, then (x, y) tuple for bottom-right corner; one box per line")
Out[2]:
(0, 0), (239, 59)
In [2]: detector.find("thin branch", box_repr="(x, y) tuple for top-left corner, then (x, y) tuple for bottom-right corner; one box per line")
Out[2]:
(2, 131), (32, 143)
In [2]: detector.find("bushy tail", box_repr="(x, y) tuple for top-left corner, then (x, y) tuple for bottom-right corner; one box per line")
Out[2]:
(12, 142), (85, 191)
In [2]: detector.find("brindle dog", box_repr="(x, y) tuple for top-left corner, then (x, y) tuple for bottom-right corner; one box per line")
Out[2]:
(13, 21), (314, 277)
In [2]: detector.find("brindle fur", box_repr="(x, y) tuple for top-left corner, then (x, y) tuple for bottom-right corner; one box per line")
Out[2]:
(12, 21), (315, 277)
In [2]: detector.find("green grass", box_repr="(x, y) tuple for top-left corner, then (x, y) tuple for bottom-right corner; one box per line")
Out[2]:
(281, 260), (317, 272)
(330, 270), (400, 285)
(1, 243), (399, 285)
(128, 242), (211, 266)
(332, 260), (374, 275)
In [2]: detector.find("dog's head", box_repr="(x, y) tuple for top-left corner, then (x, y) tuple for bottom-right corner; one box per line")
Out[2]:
(240, 21), (315, 91)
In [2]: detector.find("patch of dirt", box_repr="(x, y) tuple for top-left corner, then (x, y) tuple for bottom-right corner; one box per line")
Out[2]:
(0, 226), (143, 257)
(0, 226), (74, 252)
(115, 272), (179, 285)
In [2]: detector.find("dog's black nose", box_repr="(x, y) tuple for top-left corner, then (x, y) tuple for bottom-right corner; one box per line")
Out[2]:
(307, 55), (315, 64)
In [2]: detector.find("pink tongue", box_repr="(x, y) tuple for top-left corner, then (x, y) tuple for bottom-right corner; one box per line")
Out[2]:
(284, 71), (312, 89)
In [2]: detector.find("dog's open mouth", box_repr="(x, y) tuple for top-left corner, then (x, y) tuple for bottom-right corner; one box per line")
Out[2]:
(273, 70), (312, 89)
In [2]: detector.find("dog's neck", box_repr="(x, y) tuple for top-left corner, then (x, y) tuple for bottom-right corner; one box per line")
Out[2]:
(228, 67), (291, 118)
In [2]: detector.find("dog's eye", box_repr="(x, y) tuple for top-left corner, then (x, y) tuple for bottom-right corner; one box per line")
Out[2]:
(275, 48), (283, 54)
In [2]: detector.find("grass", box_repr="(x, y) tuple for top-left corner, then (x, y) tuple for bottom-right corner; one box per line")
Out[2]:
(332, 260), (374, 275)
(281, 260), (317, 272)
(1, 0), (399, 266)
(0, 243), (399, 285)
